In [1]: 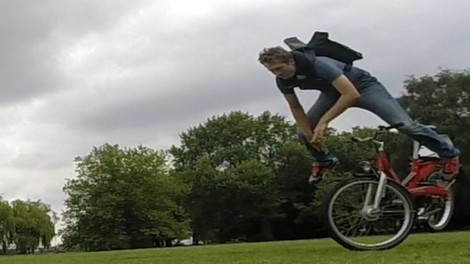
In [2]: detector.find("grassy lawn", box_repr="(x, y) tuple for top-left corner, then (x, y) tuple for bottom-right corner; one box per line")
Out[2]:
(1, 231), (469, 264)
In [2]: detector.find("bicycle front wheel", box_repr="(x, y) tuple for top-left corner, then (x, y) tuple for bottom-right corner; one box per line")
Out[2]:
(323, 177), (415, 251)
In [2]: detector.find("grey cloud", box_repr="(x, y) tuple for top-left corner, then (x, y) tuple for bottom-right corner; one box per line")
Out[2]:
(7, 151), (72, 170)
(0, 0), (149, 104)
(43, 64), (273, 132)
(33, 0), (470, 147)
(5, 169), (69, 215)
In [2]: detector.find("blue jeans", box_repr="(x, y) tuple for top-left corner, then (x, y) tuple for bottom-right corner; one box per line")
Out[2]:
(298, 83), (461, 162)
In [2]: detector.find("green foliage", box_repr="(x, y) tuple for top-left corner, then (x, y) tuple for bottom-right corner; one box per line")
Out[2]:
(398, 69), (470, 168)
(61, 144), (189, 251)
(272, 142), (317, 239)
(327, 127), (377, 171)
(171, 111), (297, 171)
(170, 111), (309, 242)
(203, 160), (278, 242)
(0, 198), (15, 254)
(0, 199), (56, 254)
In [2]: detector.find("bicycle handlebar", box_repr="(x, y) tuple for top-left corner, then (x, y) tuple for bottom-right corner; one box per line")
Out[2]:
(350, 123), (404, 143)
(350, 136), (374, 143)
(377, 122), (404, 131)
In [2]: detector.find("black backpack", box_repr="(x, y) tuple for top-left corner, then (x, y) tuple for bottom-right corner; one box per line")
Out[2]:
(284, 31), (363, 65)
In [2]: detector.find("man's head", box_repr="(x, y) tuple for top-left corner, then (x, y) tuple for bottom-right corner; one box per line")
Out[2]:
(258, 46), (296, 80)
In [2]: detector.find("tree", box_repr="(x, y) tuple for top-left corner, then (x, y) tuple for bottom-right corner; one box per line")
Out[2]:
(0, 198), (15, 254)
(171, 111), (303, 243)
(62, 144), (189, 251)
(10, 200), (55, 254)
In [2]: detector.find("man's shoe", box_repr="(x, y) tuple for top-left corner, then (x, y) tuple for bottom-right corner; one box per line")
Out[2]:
(308, 158), (339, 184)
(440, 156), (460, 180)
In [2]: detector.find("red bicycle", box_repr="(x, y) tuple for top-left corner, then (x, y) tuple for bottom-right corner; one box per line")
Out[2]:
(322, 123), (458, 251)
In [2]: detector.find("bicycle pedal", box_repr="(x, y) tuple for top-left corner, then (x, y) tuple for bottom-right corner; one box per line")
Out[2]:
(418, 215), (429, 221)
(417, 207), (426, 216)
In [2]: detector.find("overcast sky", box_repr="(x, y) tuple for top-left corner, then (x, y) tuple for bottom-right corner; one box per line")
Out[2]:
(1, 0), (469, 241)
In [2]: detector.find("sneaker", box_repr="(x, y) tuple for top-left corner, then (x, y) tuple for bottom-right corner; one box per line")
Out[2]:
(440, 156), (460, 180)
(308, 158), (339, 184)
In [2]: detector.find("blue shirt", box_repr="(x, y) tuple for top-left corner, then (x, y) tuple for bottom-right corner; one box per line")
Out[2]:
(276, 51), (379, 95)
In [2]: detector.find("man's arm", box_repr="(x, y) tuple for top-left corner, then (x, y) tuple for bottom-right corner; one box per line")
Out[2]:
(284, 93), (313, 140)
(318, 75), (360, 125)
(311, 75), (360, 143)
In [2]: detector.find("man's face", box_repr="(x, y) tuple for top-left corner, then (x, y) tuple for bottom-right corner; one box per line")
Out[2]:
(263, 58), (296, 80)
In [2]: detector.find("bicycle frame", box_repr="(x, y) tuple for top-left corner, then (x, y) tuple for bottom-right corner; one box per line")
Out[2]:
(374, 138), (449, 200)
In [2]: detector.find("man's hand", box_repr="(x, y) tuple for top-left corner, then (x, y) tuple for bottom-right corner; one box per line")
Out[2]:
(312, 122), (328, 142)
(310, 123), (328, 151)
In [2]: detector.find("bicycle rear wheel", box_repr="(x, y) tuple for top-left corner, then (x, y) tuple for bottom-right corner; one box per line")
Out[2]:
(323, 177), (415, 251)
(424, 185), (455, 231)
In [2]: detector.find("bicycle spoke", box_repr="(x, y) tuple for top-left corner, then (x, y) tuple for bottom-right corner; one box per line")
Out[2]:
(332, 201), (362, 208)
(332, 212), (356, 221)
(343, 216), (364, 237)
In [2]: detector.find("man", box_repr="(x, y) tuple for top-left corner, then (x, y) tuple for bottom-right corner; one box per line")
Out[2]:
(258, 46), (460, 182)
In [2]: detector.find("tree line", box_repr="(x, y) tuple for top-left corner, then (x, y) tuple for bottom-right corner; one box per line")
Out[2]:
(58, 69), (469, 251)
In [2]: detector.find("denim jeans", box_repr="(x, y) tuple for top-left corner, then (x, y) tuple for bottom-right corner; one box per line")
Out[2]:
(298, 83), (461, 162)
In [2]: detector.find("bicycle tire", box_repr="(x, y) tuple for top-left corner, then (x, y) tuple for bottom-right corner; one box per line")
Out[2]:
(425, 185), (455, 231)
(322, 177), (415, 251)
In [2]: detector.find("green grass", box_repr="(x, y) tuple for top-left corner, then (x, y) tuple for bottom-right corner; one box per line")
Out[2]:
(1, 231), (470, 264)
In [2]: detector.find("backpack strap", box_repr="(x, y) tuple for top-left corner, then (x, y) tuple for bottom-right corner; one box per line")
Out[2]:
(284, 37), (307, 50)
